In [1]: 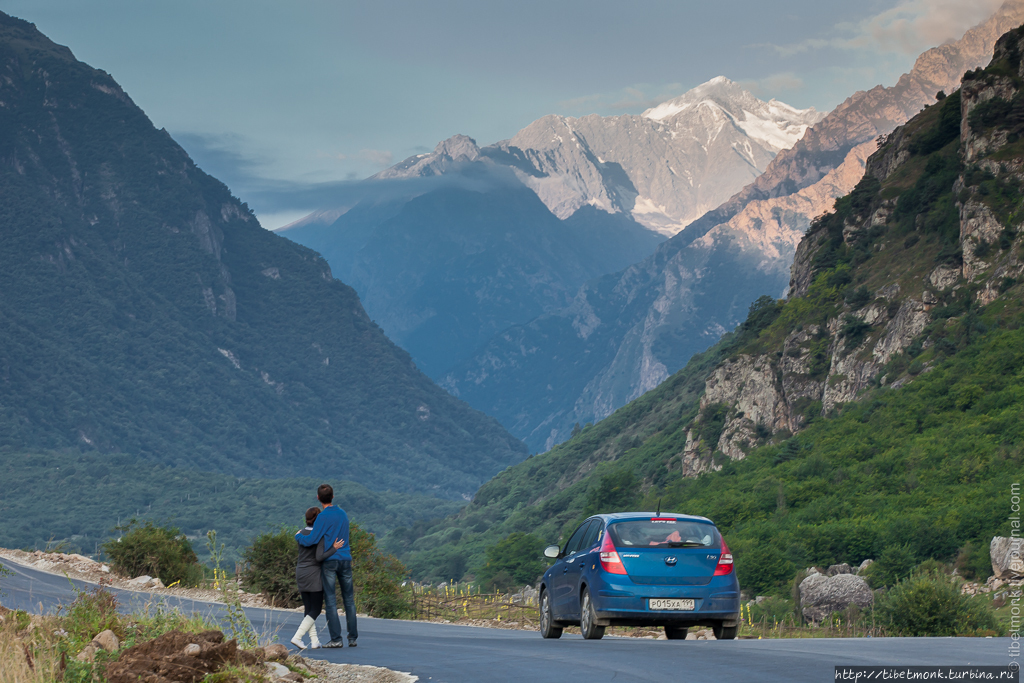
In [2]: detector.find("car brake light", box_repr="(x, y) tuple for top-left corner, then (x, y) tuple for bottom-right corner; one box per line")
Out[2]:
(599, 530), (628, 575)
(714, 538), (734, 576)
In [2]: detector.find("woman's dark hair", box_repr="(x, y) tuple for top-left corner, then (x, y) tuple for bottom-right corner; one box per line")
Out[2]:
(305, 507), (321, 526)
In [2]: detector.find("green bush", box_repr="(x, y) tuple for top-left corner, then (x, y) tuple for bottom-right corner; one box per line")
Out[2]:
(475, 532), (549, 591)
(876, 570), (1002, 636)
(735, 544), (797, 595)
(863, 544), (918, 588)
(240, 522), (412, 618)
(101, 521), (202, 587)
(841, 315), (871, 351)
(954, 541), (993, 580)
(240, 527), (299, 607)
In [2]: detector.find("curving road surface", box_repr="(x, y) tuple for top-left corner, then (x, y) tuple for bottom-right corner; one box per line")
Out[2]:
(0, 558), (1011, 682)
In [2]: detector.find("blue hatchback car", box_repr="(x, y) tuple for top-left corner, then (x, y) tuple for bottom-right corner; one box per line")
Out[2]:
(538, 512), (740, 640)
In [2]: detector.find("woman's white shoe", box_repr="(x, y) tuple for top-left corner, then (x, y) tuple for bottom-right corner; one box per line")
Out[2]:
(290, 615), (315, 650)
(309, 621), (321, 649)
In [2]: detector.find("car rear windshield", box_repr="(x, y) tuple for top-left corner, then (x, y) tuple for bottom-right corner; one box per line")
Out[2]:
(608, 519), (720, 549)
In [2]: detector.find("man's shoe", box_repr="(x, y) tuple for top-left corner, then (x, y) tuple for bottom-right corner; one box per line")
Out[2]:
(322, 640), (345, 648)
(347, 640), (357, 648)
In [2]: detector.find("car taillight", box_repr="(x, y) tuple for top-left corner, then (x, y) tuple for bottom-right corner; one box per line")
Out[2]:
(599, 531), (628, 575)
(714, 538), (734, 576)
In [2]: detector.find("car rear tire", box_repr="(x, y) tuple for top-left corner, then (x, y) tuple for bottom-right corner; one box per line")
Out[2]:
(539, 590), (562, 639)
(713, 623), (738, 640)
(579, 589), (605, 640)
(664, 626), (688, 640)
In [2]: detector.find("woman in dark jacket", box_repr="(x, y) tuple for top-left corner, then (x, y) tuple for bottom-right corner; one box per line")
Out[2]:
(290, 507), (345, 649)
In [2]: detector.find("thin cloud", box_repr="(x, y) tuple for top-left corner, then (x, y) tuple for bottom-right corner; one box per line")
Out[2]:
(557, 82), (685, 116)
(754, 0), (1005, 57)
(359, 149), (394, 166)
(738, 72), (806, 99)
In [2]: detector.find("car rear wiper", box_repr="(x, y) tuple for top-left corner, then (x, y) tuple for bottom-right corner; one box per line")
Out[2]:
(665, 541), (706, 548)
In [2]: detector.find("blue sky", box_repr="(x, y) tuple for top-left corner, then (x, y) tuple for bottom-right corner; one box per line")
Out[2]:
(1, 0), (1004, 228)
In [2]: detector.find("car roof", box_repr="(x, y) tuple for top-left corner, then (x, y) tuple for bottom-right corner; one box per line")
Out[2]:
(592, 512), (714, 524)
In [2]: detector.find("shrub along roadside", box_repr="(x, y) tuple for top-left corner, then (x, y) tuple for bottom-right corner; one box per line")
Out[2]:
(101, 520), (203, 587)
(875, 570), (1002, 636)
(240, 522), (411, 618)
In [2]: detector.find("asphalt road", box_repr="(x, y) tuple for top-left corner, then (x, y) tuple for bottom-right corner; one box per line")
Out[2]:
(1, 558), (1013, 682)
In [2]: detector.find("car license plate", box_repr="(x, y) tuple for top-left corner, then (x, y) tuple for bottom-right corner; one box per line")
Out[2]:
(649, 598), (695, 611)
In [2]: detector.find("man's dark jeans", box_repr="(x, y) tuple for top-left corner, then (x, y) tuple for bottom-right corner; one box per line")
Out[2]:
(321, 559), (358, 643)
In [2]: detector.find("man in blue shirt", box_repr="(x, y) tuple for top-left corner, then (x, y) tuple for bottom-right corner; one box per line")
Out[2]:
(296, 483), (357, 647)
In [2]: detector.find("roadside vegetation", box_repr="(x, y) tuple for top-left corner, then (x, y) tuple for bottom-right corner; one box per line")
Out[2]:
(102, 521), (204, 588)
(240, 523), (410, 618)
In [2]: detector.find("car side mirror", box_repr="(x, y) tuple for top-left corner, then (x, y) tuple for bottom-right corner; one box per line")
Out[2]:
(544, 545), (560, 559)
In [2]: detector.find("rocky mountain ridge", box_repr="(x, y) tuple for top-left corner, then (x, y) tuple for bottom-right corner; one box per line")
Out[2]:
(379, 77), (823, 236)
(680, 28), (1024, 474)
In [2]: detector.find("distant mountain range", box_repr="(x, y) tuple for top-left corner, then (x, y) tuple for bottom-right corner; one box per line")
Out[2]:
(281, 80), (821, 376)
(441, 0), (1024, 451)
(377, 77), (824, 236)
(0, 11), (525, 498)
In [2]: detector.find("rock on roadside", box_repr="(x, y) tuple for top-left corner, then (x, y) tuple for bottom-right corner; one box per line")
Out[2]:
(991, 536), (1024, 579)
(798, 573), (873, 623)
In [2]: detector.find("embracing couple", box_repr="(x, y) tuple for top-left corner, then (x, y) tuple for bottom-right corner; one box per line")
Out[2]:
(289, 483), (358, 650)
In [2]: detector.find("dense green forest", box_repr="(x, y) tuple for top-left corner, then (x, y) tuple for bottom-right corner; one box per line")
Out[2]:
(0, 449), (461, 563)
(386, 41), (1023, 592)
(0, 12), (525, 500)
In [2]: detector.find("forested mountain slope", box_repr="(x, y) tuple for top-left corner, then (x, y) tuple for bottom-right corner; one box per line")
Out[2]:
(0, 12), (525, 498)
(388, 26), (1024, 591)
(283, 180), (664, 377)
(441, 1), (1024, 453)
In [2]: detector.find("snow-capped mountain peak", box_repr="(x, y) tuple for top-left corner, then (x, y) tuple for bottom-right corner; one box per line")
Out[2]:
(642, 77), (822, 152)
(641, 75), (737, 121)
(368, 79), (824, 235)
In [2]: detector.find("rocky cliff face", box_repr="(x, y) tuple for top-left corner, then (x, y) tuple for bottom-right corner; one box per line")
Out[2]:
(443, 2), (1024, 453)
(674, 30), (1024, 474)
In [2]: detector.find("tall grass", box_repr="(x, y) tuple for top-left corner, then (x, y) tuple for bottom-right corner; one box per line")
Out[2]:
(0, 586), (218, 683)
(0, 612), (61, 683)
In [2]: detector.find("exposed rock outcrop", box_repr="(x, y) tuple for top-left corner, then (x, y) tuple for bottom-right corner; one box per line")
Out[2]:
(990, 536), (1024, 579)
(798, 573), (874, 624)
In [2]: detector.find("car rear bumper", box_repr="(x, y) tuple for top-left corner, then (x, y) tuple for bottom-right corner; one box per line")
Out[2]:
(591, 580), (740, 627)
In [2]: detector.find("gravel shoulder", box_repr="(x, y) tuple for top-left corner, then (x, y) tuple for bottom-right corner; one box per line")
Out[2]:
(303, 657), (418, 683)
